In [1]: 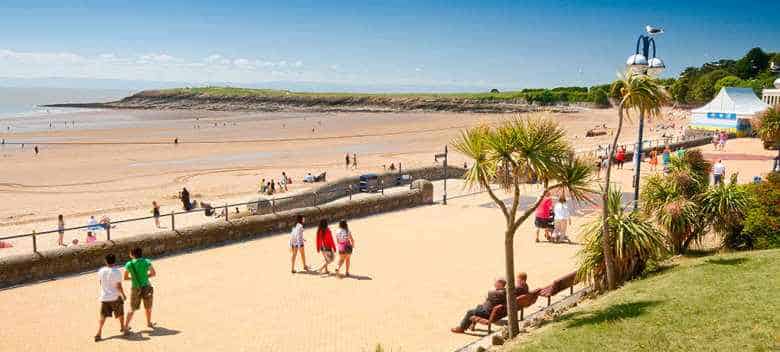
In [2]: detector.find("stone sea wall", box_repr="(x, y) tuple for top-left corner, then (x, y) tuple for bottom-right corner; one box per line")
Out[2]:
(0, 180), (434, 289)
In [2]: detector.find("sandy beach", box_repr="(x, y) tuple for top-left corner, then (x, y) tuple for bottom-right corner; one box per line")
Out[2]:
(1, 107), (687, 251)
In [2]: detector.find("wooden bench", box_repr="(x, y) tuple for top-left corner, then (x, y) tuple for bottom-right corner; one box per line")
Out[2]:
(469, 289), (541, 333)
(538, 272), (577, 306)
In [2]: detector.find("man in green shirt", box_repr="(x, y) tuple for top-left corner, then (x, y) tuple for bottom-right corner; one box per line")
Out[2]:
(124, 247), (156, 330)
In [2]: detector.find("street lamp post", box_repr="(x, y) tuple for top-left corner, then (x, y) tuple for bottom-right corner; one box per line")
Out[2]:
(626, 29), (665, 210)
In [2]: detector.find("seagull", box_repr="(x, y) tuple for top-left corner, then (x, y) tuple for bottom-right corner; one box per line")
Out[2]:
(645, 25), (664, 36)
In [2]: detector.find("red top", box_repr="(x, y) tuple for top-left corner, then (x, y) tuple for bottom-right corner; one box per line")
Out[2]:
(535, 197), (553, 219)
(316, 228), (336, 252)
(615, 149), (625, 161)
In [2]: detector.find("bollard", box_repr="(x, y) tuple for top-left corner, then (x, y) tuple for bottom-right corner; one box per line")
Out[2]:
(32, 230), (37, 253)
(106, 221), (111, 241)
(171, 211), (175, 231)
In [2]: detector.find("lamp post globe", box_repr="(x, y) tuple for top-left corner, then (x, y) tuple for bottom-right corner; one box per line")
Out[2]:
(647, 57), (666, 76)
(774, 77), (780, 89)
(626, 53), (648, 73)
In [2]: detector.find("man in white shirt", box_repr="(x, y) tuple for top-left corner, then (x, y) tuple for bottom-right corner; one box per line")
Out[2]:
(95, 253), (127, 342)
(713, 160), (726, 185)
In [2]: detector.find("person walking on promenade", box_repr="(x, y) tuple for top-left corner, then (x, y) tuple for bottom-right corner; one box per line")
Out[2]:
(712, 131), (720, 150)
(95, 253), (127, 342)
(57, 214), (66, 246)
(352, 153), (357, 170)
(553, 195), (572, 243)
(534, 195), (554, 242)
(315, 219), (336, 274)
(345, 153), (350, 170)
(335, 220), (355, 277)
(450, 277), (507, 334)
(152, 201), (161, 228)
(615, 146), (626, 169)
(713, 159), (726, 186)
(662, 146), (671, 173)
(649, 150), (658, 171)
(290, 215), (309, 273)
(124, 247), (156, 330)
(719, 131), (728, 151)
(281, 172), (289, 192)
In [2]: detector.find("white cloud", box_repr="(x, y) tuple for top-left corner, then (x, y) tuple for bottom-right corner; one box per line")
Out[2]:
(0, 48), (307, 83)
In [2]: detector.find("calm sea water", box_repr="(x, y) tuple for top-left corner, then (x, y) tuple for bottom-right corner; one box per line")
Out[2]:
(0, 87), (130, 118)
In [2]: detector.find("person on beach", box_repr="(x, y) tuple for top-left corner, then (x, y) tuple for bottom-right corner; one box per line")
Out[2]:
(649, 150), (658, 171)
(553, 195), (571, 243)
(661, 146), (671, 173)
(281, 172), (289, 192)
(615, 146), (626, 169)
(181, 187), (193, 211)
(345, 154), (350, 170)
(335, 220), (355, 277)
(260, 178), (266, 193)
(152, 201), (161, 228)
(124, 247), (156, 330)
(95, 253), (127, 342)
(712, 131), (720, 150)
(713, 160), (726, 185)
(270, 180), (276, 195)
(86, 231), (97, 244)
(450, 277), (507, 334)
(290, 215), (309, 273)
(57, 214), (66, 246)
(352, 153), (357, 170)
(315, 219), (336, 274)
(534, 196), (554, 242)
(88, 216), (100, 232)
(34, 145), (39, 155)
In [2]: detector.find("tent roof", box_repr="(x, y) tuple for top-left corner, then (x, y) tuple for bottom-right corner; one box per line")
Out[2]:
(691, 87), (770, 117)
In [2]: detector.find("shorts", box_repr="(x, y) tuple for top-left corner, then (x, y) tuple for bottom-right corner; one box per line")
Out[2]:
(130, 286), (154, 311)
(534, 217), (553, 229)
(290, 243), (304, 249)
(100, 298), (124, 318)
(339, 244), (353, 255)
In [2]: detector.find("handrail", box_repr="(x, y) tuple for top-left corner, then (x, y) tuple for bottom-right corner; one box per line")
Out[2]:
(0, 132), (712, 251)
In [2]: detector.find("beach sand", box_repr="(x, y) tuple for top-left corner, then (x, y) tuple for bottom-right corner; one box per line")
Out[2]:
(1, 107), (686, 252)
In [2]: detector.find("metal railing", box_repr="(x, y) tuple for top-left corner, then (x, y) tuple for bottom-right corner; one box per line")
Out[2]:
(575, 132), (711, 158)
(1, 184), (374, 253)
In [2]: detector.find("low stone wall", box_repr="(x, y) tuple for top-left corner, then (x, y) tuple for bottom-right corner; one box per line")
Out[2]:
(0, 180), (434, 289)
(251, 165), (465, 215)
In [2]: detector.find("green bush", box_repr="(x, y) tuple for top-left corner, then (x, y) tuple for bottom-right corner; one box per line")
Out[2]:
(740, 172), (780, 249)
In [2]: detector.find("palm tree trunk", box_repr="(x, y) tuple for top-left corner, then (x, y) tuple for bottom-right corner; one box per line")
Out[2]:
(504, 227), (520, 337)
(601, 105), (624, 291)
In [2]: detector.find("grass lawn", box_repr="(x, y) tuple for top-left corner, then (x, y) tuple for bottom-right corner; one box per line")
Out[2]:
(509, 249), (780, 352)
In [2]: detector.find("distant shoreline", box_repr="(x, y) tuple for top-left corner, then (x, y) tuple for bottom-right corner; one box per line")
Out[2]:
(44, 87), (602, 114)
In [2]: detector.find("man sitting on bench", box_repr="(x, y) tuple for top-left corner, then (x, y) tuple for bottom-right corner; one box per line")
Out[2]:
(451, 277), (507, 334)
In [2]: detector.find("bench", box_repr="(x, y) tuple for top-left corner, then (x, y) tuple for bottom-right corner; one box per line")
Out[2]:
(469, 289), (541, 333)
(538, 272), (577, 306)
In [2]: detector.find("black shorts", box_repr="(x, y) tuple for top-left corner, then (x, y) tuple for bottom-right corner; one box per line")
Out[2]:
(535, 217), (553, 229)
(340, 245), (353, 255)
(100, 298), (124, 318)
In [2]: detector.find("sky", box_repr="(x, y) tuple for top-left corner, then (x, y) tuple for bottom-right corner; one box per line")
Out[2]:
(0, 0), (778, 91)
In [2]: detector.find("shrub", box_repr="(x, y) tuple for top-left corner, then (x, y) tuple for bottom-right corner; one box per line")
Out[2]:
(741, 172), (780, 249)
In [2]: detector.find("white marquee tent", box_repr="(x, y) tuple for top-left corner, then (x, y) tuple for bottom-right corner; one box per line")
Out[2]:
(690, 87), (770, 134)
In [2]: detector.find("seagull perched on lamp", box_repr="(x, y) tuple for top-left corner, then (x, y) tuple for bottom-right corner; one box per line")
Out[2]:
(645, 25), (664, 36)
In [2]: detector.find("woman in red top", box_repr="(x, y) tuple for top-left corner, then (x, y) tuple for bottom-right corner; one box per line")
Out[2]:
(315, 219), (336, 274)
(534, 196), (554, 242)
(615, 146), (626, 169)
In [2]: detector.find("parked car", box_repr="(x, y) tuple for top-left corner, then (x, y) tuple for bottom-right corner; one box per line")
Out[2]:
(359, 174), (380, 192)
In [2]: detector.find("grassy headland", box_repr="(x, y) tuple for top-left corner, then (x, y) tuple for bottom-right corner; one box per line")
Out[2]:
(507, 249), (780, 352)
(45, 86), (609, 113)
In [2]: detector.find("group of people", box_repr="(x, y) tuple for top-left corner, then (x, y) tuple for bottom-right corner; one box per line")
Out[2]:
(260, 172), (292, 195)
(712, 130), (729, 151)
(534, 195), (572, 243)
(345, 153), (358, 170)
(289, 215), (356, 277)
(95, 247), (157, 342)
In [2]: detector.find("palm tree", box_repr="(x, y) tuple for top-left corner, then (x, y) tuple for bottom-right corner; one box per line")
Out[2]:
(753, 106), (780, 171)
(700, 174), (752, 249)
(601, 71), (667, 290)
(578, 187), (666, 290)
(641, 151), (711, 253)
(453, 115), (595, 337)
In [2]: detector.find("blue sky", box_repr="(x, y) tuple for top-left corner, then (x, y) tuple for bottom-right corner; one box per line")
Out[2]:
(0, 0), (778, 91)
